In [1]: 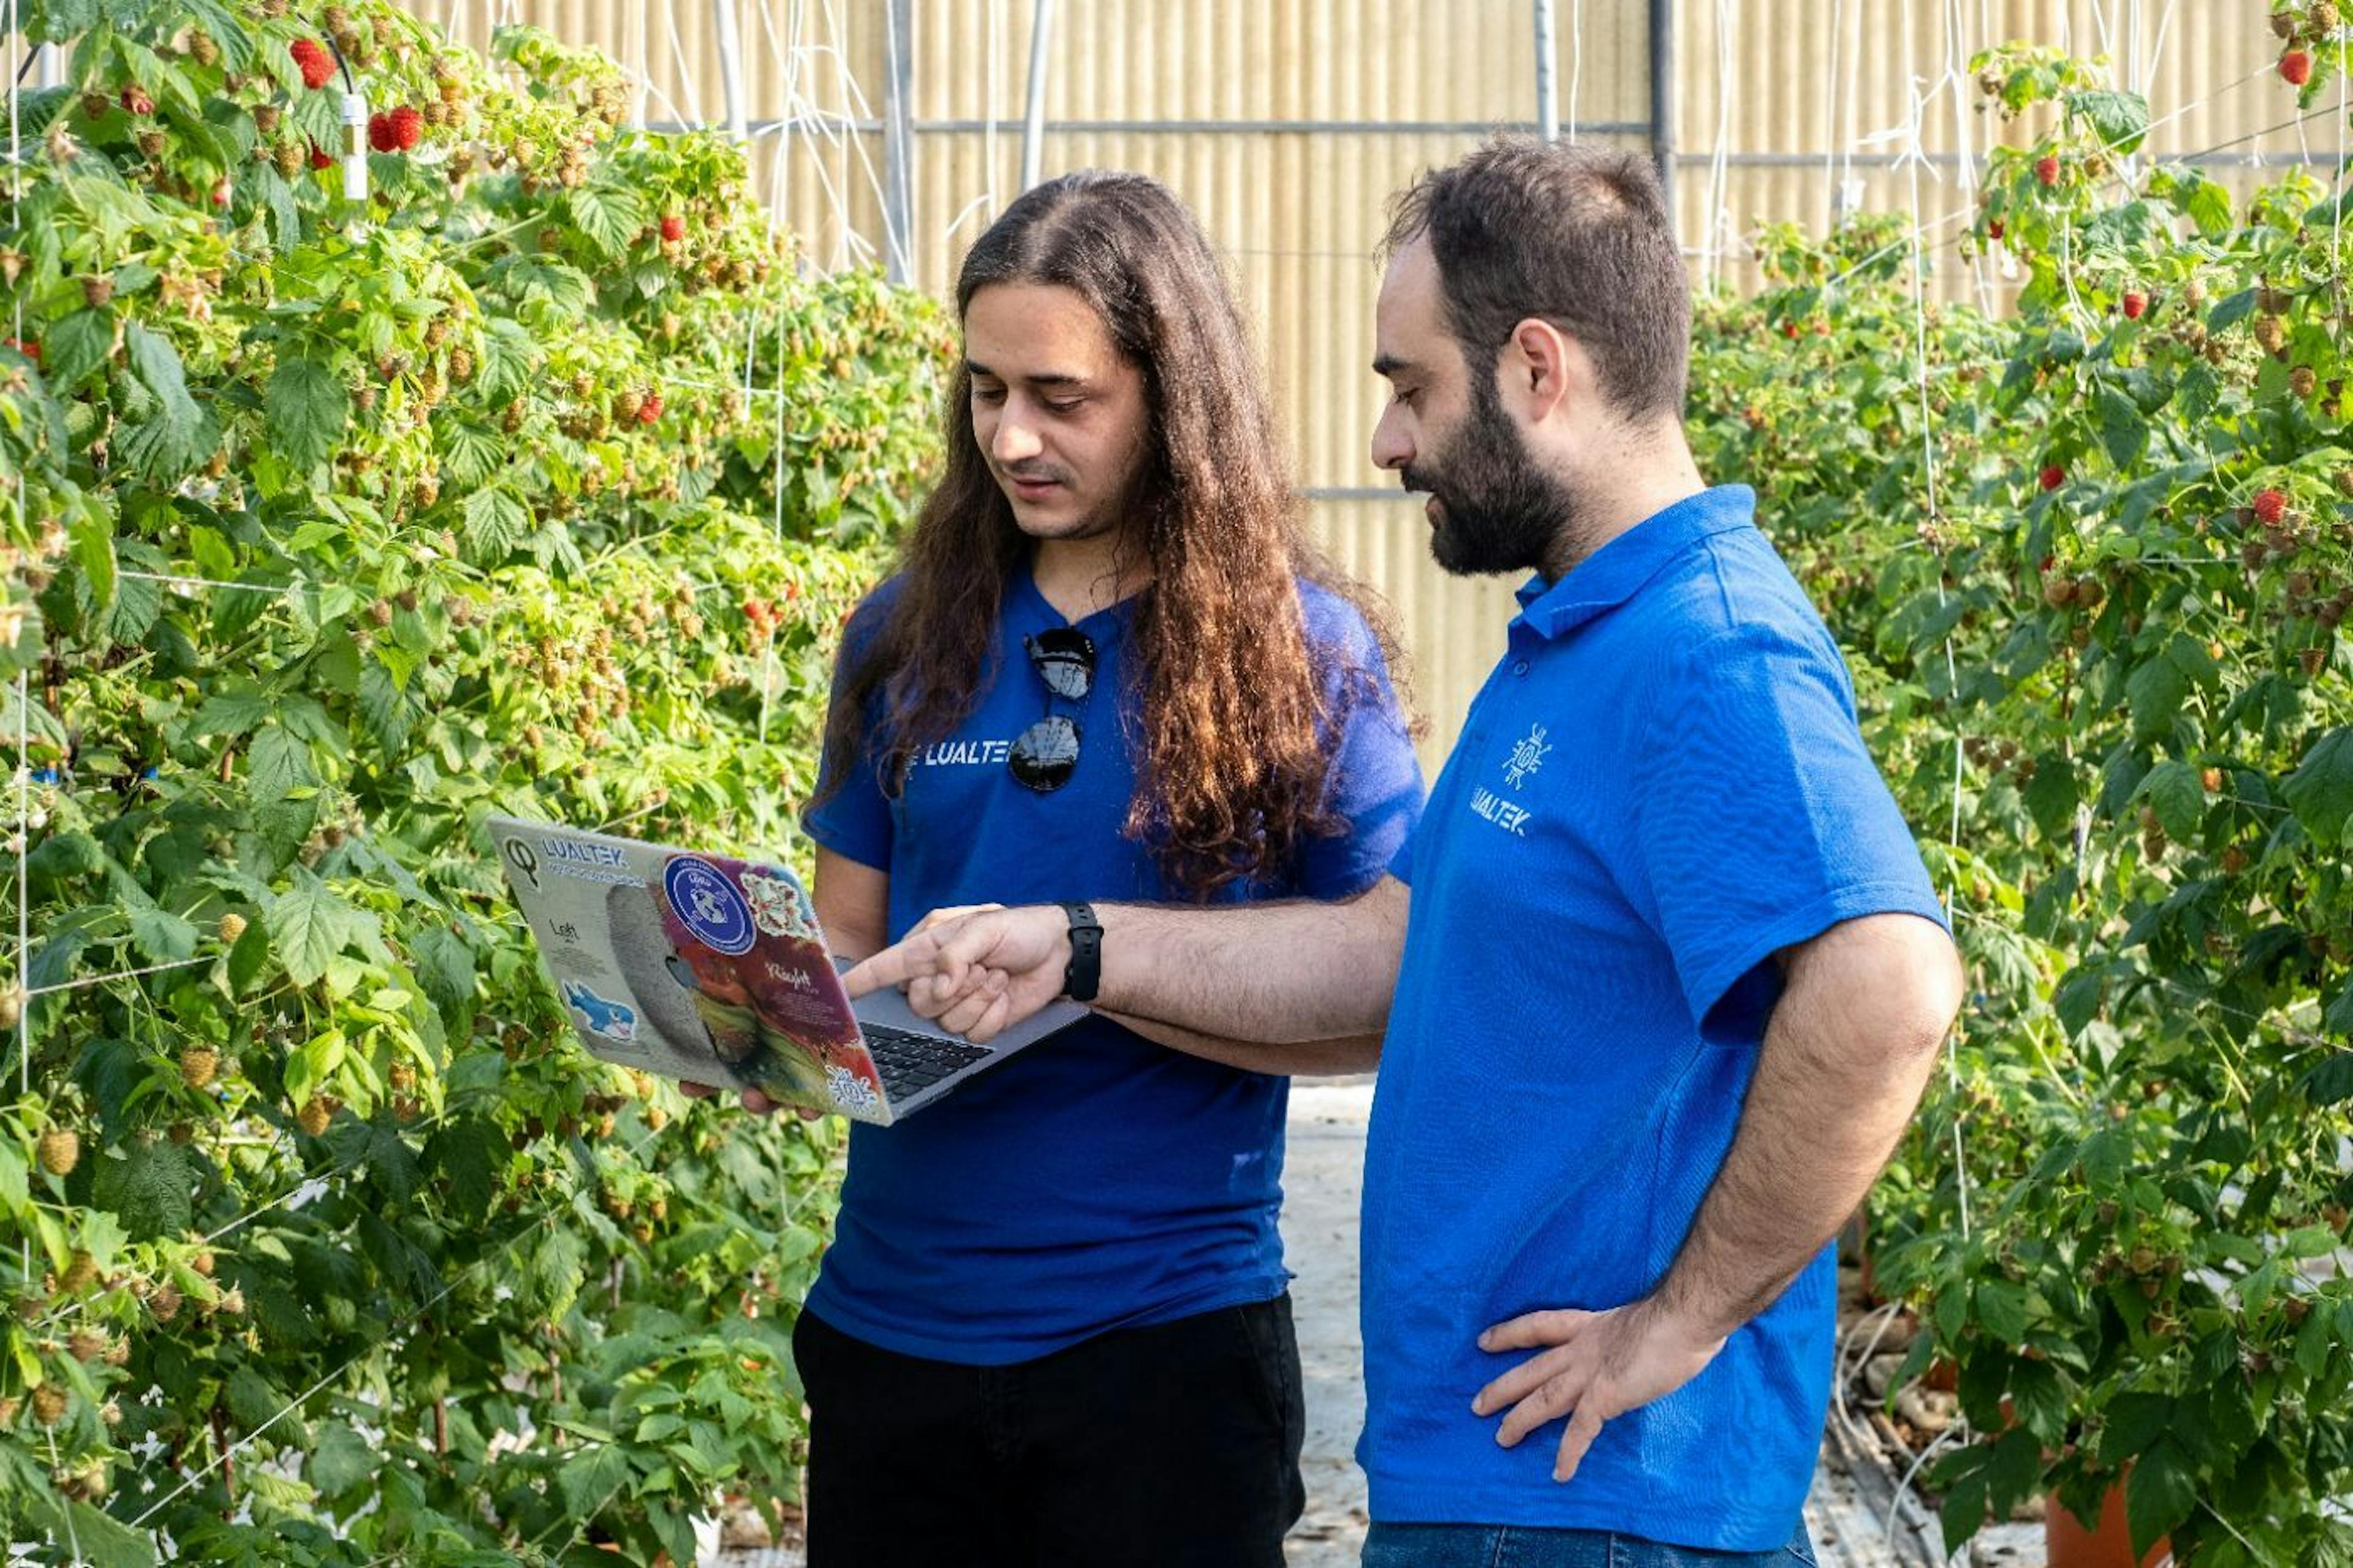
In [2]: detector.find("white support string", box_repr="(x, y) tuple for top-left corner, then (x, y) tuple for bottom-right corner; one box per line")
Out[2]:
(23, 956), (213, 999)
(1705, 0), (1735, 289)
(1824, 0), (1843, 225)
(664, 3), (709, 134)
(47, 1425), (83, 1566)
(1827, 64), (2272, 299)
(1566, 0), (1583, 146)
(1890, 38), (1973, 1247)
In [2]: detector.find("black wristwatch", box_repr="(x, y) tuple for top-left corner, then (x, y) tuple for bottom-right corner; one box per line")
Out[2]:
(1059, 901), (1102, 1003)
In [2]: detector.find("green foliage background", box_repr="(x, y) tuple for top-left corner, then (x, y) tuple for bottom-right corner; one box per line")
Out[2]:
(0, 1), (949, 1560)
(1684, 28), (2353, 1562)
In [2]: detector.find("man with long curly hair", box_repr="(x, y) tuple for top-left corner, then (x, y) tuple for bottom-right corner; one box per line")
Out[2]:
(763, 172), (1422, 1566)
(849, 142), (1965, 1565)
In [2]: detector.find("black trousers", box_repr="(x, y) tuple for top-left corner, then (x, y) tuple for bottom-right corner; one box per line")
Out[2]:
(791, 1295), (1308, 1567)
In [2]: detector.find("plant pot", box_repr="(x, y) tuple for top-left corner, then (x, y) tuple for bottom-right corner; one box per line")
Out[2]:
(2045, 1483), (2167, 1568)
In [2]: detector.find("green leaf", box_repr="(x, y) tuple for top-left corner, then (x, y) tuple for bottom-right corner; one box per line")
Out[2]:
(68, 506), (117, 615)
(2134, 761), (2206, 842)
(411, 926), (476, 1012)
(2125, 657), (2189, 747)
(266, 868), (355, 988)
(115, 323), (216, 480)
(425, 1120), (499, 1222)
(462, 485), (529, 560)
(567, 183), (648, 260)
(227, 910), (271, 994)
(2179, 171), (2234, 239)
(41, 309), (113, 392)
(266, 355), (350, 474)
(247, 722), (316, 805)
(477, 319), (539, 405)
(2099, 1391), (2175, 1463)
(40, 1498), (154, 1568)
(2305, 1051), (2353, 1105)
(2054, 968), (2104, 1037)
(225, 1365), (285, 1431)
(556, 1442), (634, 1517)
(97, 540), (167, 646)
(191, 681), (271, 738)
(91, 1140), (192, 1240)
(2094, 384), (2147, 469)
(2068, 88), (2150, 155)
(127, 906), (197, 963)
(2208, 288), (2257, 335)
(2283, 728), (2353, 847)
(2124, 1436), (2197, 1556)
(1974, 1278), (2030, 1345)
(309, 1420), (376, 1502)
(2327, 980), (2353, 1039)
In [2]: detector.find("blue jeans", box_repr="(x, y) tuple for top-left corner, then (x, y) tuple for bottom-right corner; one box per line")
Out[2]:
(1363, 1522), (1818, 1568)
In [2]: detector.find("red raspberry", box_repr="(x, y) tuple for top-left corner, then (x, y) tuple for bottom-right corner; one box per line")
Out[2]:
(2253, 488), (2288, 525)
(291, 38), (335, 91)
(638, 393), (663, 424)
(2281, 50), (2314, 87)
(2121, 291), (2147, 319)
(2034, 154), (2060, 186)
(2039, 464), (2066, 492)
(660, 214), (686, 243)
(388, 105), (423, 151)
(368, 112), (396, 154)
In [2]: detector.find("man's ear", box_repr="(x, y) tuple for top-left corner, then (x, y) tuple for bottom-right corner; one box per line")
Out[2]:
(1505, 317), (1576, 423)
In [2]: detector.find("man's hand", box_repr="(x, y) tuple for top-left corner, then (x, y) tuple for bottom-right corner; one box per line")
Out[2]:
(844, 904), (1070, 1043)
(1470, 1298), (1726, 1483)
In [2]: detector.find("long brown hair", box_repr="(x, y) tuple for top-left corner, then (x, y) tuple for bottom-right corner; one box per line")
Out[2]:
(817, 170), (1406, 900)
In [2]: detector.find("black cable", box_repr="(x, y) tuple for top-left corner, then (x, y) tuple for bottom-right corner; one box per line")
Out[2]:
(321, 20), (355, 96)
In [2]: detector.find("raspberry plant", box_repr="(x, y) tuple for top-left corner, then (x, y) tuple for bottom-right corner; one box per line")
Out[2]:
(0, 1), (948, 1561)
(1689, 20), (2353, 1562)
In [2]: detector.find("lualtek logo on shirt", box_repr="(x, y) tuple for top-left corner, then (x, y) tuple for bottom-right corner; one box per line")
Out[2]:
(915, 738), (1014, 768)
(1469, 722), (1548, 838)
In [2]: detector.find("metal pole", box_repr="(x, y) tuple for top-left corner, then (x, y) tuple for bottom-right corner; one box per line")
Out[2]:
(882, 0), (914, 282)
(1648, 0), (1674, 233)
(1020, 0), (1056, 193)
(713, 0), (749, 143)
(1534, 0), (1558, 143)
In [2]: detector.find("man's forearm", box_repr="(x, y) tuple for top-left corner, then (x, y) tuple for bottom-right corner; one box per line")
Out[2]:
(1102, 1010), (1382, 1075)
(1652, 913), (1963, 1341)
(1094, 876), (1409, 1044)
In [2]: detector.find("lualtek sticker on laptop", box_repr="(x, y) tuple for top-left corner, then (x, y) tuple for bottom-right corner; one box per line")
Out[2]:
(492, 824), (886, 1115)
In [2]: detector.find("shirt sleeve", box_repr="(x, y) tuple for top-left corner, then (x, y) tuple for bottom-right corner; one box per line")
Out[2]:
(1295, 604), (1427, 900)
(1629, 618), (1948, 1039)
(801, 594), (896, 873)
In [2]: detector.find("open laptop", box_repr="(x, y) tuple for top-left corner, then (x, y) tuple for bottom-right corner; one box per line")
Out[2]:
(487, 814), (1088, 1125)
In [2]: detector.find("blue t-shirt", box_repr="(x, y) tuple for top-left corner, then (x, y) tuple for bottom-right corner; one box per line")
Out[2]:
(1360, 486), (1947, 1548)
(805, 567), (1423, 1365)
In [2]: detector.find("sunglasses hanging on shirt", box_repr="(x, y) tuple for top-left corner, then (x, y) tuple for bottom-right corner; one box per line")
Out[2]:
(1010, 627), (1094, 793)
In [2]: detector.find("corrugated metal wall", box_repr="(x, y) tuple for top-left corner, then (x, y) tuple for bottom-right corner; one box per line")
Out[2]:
(422, 1), (2319, 762)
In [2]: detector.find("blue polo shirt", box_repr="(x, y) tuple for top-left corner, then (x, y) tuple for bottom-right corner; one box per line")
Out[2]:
(1360, 485), (1946, 1547)
(806, 568), (1423, 1364)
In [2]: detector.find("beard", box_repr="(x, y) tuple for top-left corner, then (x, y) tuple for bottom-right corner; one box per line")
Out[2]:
(1403, 375), (1578, 578)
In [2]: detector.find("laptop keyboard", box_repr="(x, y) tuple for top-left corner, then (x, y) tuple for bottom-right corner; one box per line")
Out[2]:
(863, 1025), (995, 1102)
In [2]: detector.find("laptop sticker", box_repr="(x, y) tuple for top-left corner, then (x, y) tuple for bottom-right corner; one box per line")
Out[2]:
(562, 980), (638, 1042)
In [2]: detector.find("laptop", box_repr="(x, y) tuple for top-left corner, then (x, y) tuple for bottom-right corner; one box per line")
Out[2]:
(486, 814), (1089, 1124)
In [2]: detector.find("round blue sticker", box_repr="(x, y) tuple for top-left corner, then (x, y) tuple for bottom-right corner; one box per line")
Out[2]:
(662, 855), (756, 956)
